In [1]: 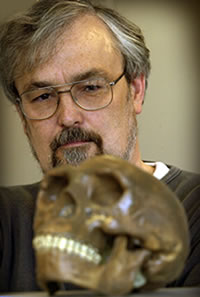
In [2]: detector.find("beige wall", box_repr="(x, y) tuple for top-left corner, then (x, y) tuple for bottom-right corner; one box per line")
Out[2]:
(1, 0), (199, 186)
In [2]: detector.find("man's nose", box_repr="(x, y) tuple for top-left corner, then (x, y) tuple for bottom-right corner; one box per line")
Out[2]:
(56, 92), (84, 127)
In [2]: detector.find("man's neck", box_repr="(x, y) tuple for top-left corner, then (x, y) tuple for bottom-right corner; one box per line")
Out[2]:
(137, 159), (155, 175)
(130, 139), (155, 175)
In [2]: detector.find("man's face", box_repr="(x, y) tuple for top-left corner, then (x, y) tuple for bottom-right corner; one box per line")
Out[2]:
(15, 15), (145, 173)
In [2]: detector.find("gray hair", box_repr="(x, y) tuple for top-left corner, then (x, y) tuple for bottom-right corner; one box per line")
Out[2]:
(0, 0), (151, 103)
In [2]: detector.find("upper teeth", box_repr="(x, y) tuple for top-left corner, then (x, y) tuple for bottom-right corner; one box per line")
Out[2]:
(33, 235), (102, 265)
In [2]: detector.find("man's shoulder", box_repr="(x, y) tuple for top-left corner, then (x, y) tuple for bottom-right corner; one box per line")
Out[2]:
(0, 182), (40, 198)
(0, 182), (40, 194)
(0, 182), (40, 217)
(0, 182), (41, 291)
(163, 166), (200, 287)
(162, 165), (200, 202)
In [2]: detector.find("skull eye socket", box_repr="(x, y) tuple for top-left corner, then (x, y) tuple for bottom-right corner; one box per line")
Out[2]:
(92, 173), (123, 206)
(43, 175), (68, 202)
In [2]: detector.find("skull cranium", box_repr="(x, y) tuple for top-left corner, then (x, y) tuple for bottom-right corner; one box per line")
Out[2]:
(33, 155), (189, 295)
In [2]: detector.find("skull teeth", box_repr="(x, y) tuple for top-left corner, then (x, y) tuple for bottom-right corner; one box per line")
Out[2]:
(33, 235), (102, 265)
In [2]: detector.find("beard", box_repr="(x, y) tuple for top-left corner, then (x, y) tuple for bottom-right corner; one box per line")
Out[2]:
(50, 127), (103, 167)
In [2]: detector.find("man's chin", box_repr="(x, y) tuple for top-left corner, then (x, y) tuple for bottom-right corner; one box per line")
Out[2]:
(52, 145), (103, 168)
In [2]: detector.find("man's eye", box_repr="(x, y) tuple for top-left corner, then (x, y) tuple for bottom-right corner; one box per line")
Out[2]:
(84, 84), (101, 92)
(32, 92), (52, 103)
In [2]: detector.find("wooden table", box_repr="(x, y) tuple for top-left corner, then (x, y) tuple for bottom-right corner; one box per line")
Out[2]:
(1, 288), (200, 297)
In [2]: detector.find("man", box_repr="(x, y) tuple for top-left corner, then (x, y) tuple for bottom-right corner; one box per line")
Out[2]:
(0, 0), (200, 293)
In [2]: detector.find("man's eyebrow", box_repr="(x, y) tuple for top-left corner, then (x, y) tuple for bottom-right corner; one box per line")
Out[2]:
(70, 69), (111, 82)
(21, 69), (111, 94)
(21, 81), (54, 95)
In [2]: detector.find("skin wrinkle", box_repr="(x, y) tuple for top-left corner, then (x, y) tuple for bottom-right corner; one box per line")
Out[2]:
(20, 69), (116, 95)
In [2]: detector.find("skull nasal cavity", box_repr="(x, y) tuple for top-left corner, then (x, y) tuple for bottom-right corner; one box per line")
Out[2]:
(59, 193), (76, 217)
(92, 174), (123, 206)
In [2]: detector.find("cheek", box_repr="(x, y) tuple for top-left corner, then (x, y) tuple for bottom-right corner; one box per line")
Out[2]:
(108, 96), (134, 131)
(26, 120), (55, 154)
(91, 99), (134, 146)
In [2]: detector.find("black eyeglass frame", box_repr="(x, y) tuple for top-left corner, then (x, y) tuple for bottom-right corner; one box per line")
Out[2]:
(16, 71), (126, 120)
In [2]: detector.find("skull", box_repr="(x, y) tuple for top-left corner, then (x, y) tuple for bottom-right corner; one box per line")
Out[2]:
(33, 155), (189, 295)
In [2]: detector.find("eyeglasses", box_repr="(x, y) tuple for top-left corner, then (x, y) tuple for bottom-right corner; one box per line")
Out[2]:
(16, 71), (125, 120)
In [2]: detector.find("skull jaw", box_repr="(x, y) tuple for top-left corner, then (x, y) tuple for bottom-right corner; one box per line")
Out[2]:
(35, 249), (105, 293)
(35, 236), (150, 295)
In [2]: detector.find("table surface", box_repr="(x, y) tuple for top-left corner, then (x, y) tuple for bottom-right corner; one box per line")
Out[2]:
(1, 288), (200, 297)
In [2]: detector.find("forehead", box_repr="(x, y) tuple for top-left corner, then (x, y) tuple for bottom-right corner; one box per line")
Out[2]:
(63, 14), (118, 55)
(16, 15), (124, 90)
(56, 14), (123, 72)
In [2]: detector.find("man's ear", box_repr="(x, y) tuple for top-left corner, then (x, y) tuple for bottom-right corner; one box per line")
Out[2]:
(130, 74), (146, 115)
(15, 104), (29, 136)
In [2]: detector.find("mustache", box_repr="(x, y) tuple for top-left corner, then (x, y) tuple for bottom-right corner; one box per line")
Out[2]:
(50, 127), (103, 152)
